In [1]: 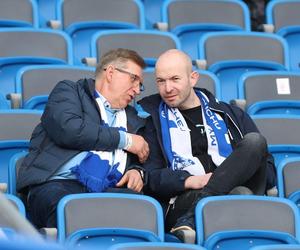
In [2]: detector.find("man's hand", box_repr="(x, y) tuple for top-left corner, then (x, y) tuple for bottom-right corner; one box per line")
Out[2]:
(126, 134), (149, 163)
(116, 169), (143, 192)
(184, 173), (212, 190)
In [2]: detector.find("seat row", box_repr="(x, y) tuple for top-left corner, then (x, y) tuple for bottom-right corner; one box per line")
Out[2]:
(2, 192), (300, 250)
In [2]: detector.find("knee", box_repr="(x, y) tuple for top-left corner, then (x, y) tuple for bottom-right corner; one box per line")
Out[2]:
(242, 132), (267, 154)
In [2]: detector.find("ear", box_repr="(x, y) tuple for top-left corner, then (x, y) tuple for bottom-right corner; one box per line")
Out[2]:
(105, 64), (114, 83)
(190, 70), (199, 87)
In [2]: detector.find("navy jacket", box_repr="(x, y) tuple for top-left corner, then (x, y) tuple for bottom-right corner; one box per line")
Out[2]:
(17, 78), (145, 193)
(139, 89), (276, 201)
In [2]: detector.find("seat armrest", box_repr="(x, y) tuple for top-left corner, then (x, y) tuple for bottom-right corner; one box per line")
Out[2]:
(6, 93), (21, 109)
(194, 59), (207, 70)
(0, 183), (7, 193)
(82, 57), (97, 67)
(47, 20), (61, 29)
(39, 227), (57, 240)
(153, 22), (169, 31)
(230, 99), (247, 111)
(263, 24), (275, 33)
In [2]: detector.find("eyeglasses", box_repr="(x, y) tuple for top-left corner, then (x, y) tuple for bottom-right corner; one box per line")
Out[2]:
(104, 67), (144, 91)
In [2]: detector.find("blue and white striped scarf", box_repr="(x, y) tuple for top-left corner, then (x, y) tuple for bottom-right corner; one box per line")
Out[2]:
(159, 90), (232, 175)
(71, 96), (127, 192)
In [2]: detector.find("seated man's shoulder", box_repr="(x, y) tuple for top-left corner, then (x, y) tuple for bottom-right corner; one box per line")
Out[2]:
(138, 93), (161, 108)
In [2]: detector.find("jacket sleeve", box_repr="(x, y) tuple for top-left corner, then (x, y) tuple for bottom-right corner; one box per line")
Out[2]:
(41, 80), (120, 151)
(142, 116), (191, 200)
(234, 106), (277, 189)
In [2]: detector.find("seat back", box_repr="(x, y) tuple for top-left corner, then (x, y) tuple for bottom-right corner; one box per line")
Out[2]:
(266, 0), (300, 33)
(250, 244), (300, 250)
(196, 196), (300, 248)
(8, 152), (26, 195)
(0, 28), (72, 98)
(0, 0), (38, 28)
(199, 31), (288, 101)
(16, 65), (94, 109)
(57, 193), (164, 243)
(0, 110), (41, 184)
(92, 30), (180, 69)
(239, 71), (300, 115)
(136, 69), (220, 101)
(109, 242), (206, 250)
(163, 0), (250, 59)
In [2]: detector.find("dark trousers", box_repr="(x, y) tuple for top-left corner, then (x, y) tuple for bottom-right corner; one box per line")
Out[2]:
(27, 179), (138, 228)
(166, 132), (268, 230)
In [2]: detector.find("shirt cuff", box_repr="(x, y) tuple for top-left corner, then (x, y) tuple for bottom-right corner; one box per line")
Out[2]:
(118, 131), (127, 149)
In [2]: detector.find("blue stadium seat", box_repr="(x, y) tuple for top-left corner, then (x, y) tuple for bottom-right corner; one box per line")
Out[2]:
(109, 242), (206, 250)
(198, 31), (289, 102)
(90, 30), (181, 69)
(196, 195), (300, 250)
(5, 194), (26, 216)
(0, 0), (38, 28)
(238, 71), (300, 115)
(0, 110), (41, 191)
(0, 28), (72, 107)
(36, 0), (58, 28)
(266, 0), (300, 72)
(14, 65), (94, 110)
(57, 193), (164, 249)
(250, 244), (300, 250)
(252, 115), (300, 167)
(55, 0), (145, 65)
(141, 0), (165, 29)
(161, 0), (250, 60)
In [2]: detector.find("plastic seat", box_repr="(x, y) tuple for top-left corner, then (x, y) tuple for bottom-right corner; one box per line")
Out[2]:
(141, 0), (164, 29)
(198, 31), (289, 102)
(14, 65), (94, 110)
(266, 0), (300, 71)
(36, 0), (58, 28)
(250, 244), (300, 250)
(0, 0), (38, 28)
(0, 110), (41, 191)
(161, 0), (250, 60)
(0, 28), (72, 107)
(90, 30), (180, 69)
(57, 193), (164, 248)
(277, 157), (300, 208)
(55, 0), (145, 64)
(238, 71), (300, 115)
(8, 152), (27, 195)
(252, 115), (300, 167)
(196, 195), (300, 250)
(109, 242), (206, 250)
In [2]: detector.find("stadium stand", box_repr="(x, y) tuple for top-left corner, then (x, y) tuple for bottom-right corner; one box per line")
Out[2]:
(13, 65), (94, 110)
(237, 71), (300, 115)
(160, 0), (251, 60)
(52, 0), (145, 65)
(57, 193), (164, 248)
(196, 195), (300, 249)
(197, 31), (289, 102)
(266, 0), (300, 72)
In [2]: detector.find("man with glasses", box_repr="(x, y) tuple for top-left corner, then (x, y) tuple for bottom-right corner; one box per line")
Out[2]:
(17, 48), (149, 228)
(139, 49), (276, 243)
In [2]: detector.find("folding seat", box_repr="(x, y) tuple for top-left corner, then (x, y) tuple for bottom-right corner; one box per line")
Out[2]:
(266, 0), (300, 72)
(87, 30), (180, 69)
(57, 193), (164, 248)
(0, 0), (38, 28)
(0, 28), (72, 107)
(252, 115), (300, 167)
(196, 195), (300, 250)
(0, 110), (41, 192)
(52, 0), (145, 65)
(159, 0), (250, 60)
(277, 157), (300, 208)
(198, 31), (289, 102)
(12, 65), (94, 110)
(250, 245), (300, 250)
(109, 242), (206, 250)
(237, 71), (300, 115)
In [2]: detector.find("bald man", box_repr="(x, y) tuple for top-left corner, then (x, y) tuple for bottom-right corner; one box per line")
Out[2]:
(139, 49), (276, 243)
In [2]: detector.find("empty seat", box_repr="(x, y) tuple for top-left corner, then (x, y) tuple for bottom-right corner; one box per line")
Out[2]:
(252, 115), (300, 167)
(109, 242), (206, 250)
(250, 244), (300, 250)
(14, 65), (94, 109)
(266, 0), (300, 71)
(36, 0), (58, 28)
(238, 71), (300, 115)
(57, 193), (164, 248)
(0, 28), (72, 106)
(277, 157), (300, 207)
(141, 0), (164, 29)
(198, 31), (289, 102)
(0, 0), (38, 28)
(196, 195), (300, 249)
(161, 0), (250, 60)
(0, 110), (41, 191)
(90, 30), (180, 69)
(55, 0), (145, 64)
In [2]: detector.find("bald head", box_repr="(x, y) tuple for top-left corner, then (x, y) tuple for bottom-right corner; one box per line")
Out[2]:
(155, 49), (193, 74)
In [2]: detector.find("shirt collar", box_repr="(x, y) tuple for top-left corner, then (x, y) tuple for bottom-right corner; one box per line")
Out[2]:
(94, 90), (121, 113)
